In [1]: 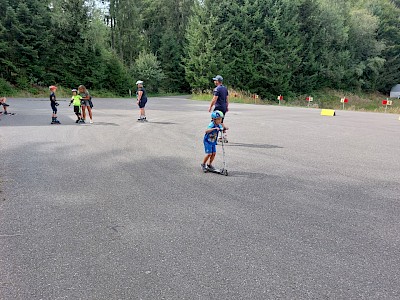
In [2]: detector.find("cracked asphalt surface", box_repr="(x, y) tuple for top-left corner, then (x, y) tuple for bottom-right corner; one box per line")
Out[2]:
(1, 96), (400, 299)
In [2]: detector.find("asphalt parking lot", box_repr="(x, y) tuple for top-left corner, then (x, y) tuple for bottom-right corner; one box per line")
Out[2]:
(1, 96), (400, 299)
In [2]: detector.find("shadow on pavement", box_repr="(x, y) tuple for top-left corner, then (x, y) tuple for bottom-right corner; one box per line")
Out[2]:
(227, 171), (278, 180)
(225, 142), (283, 149)
(0, 115), (120, 127)
(92, 122), (119, 126)
(146, 121), (177, 125)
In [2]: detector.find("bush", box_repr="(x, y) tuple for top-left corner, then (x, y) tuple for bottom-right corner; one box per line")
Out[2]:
(16, 76), (30, 90)
(130, 51), (165, 93)
(0, 78), (16, 96)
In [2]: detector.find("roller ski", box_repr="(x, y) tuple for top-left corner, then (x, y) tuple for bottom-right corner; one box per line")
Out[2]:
(51, 118), (61, 124)
(0, 100), (13, 115)
(137, 116), (148, 122)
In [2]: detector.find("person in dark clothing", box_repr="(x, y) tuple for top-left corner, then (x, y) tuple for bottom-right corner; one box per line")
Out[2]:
(208, 75), (229, 118)
(49, 85), (60, 124)
(136, 80), (148, 121)
(0, 97), (9, 115)
(208, 75), (229, 142)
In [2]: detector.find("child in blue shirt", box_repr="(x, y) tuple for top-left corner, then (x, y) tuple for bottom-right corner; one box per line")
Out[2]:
(201, 110), (228, 172)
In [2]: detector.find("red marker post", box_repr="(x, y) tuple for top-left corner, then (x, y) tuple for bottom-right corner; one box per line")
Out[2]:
(253, 94), (259, 104)
(277, 95), (283, 105)
(382, 98), (392, 113)
(306, 96), (313, 107)
(340, 97), (348, 110)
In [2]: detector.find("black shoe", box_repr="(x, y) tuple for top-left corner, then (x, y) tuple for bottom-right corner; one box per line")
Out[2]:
(76, 120), (79, 123)
(2, 103), (9, 107)
(207, 164), (216, 171)
(3, 111), (8, 115)
(201, 163), (208, 173)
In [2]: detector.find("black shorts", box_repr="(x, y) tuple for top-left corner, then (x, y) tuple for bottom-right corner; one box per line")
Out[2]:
(73, 106), (81, 114)
(138, 99), (147, 108)
(51, 102), (57, 114)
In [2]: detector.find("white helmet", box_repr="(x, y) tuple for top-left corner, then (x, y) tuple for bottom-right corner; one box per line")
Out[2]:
(136, 80), (143, 85)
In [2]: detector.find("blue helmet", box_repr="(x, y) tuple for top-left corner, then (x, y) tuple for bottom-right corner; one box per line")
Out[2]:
(211, 110), (224, 119)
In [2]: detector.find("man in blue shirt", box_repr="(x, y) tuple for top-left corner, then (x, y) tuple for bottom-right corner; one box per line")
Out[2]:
(208, 75), (229, 117)
(208, 75), (229, 142)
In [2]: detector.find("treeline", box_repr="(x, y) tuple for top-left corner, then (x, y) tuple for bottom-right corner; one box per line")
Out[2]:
(0, 0), (399, 98)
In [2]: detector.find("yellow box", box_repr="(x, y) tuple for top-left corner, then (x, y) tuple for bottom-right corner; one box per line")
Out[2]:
(321, 109), (336, 116)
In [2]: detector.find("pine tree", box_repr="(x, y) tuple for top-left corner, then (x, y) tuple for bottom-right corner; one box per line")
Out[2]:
(369, 0), (400, 93)
(0, 6), (19, 82)
(183, 5), (221, 90)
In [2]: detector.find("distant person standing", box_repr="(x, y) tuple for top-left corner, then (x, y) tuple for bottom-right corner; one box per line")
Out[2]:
(208, 75), (229, 142)
(78, 85), (93, 124)
(0, 97), (9, 115)
(136, 80), (148, 121)
(49, 85), (60, 124)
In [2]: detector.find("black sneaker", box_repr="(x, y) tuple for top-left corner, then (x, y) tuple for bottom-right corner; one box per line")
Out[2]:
(207, 164), (216, 171)
(3, 111), (8, 115)
(76, 120), (79, 123)
(201, 163), (208, 173)
(2, 103), (9, 107)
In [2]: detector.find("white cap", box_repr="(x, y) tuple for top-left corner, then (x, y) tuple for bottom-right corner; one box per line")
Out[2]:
(136, 80), (143, 85)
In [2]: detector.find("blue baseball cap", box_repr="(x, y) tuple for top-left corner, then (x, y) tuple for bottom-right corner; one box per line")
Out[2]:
(212, 75), (223, 82)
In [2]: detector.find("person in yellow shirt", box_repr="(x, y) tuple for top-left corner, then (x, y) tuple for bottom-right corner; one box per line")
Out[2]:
(69, 89), (83, 123)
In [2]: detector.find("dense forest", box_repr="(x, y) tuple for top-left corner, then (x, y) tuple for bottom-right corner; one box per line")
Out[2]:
(0, 0), (399, 98)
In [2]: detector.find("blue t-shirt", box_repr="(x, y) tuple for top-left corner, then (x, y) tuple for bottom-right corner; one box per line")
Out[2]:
(213, 85), (229, 112)
(204, 121), (223, 145)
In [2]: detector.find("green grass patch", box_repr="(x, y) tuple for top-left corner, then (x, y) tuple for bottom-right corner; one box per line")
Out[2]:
(192, 88), (400, 114)
(191, 89), (261, 104)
